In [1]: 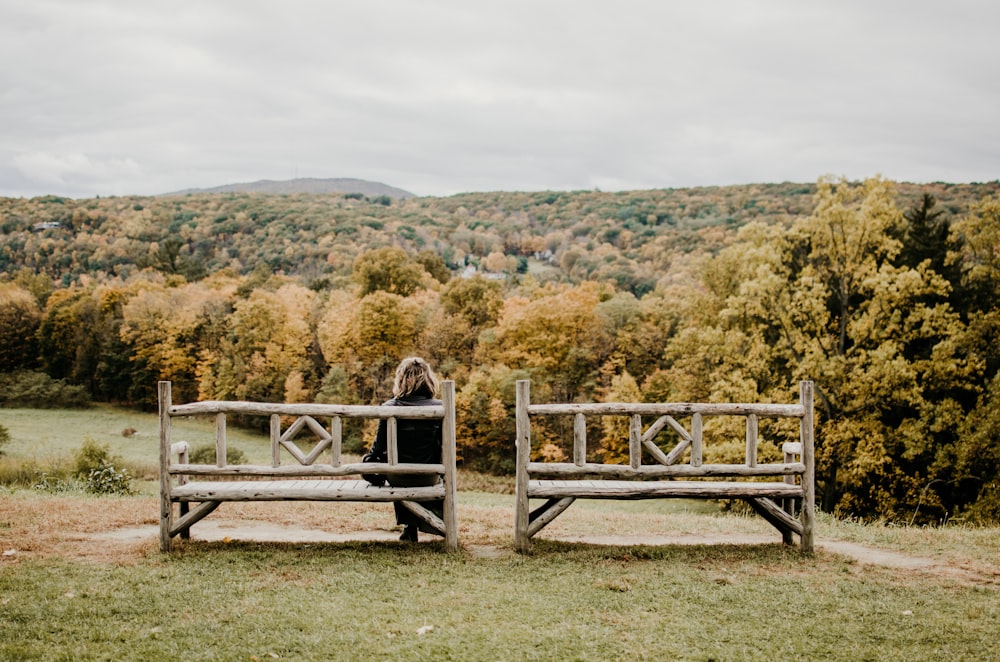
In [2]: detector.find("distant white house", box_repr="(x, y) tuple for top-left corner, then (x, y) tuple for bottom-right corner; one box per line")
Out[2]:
(459, 264), (506, 280)
(32, 222), (62, 232)
(533, 249), (554, 263)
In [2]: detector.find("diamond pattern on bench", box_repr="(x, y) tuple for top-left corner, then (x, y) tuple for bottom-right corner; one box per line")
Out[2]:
(640, 414), (694, 466)
(278, 415), (334, 465)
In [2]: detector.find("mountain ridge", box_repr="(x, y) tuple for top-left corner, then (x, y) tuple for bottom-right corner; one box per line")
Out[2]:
(162, 177), (415, 199)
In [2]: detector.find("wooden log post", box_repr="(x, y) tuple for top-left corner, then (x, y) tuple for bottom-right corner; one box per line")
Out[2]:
(270, 414), (281, 468)
(441, 380), (458, 552)
(215, 413), (227, 468)
(781, 441), (801, 546)
(158, 381), (173, 552)
(629, 414), (642, 470)
(690, 413), (703, 467)
(515, 380), (532, 553)
(745, 413), (758, 468)
(387, 417), (399, 465)
(799, 380), (815, 552)
(573, 413), (586, 466)
(330, 416), (342, 467)
(176, 441), (191, 539)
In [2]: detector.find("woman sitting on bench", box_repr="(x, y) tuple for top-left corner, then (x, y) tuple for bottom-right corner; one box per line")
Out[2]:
(364, 357), (445, 542)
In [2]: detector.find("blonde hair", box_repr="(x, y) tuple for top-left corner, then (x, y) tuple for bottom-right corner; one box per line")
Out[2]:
(392, 357), (439, 398)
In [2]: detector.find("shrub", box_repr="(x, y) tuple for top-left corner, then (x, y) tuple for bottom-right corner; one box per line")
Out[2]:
(188, 444), (248, 465)
(0, 423), (10, 454)
(73, 437), (117, 478)
(0, 371), (89, 408)
(86, 462), (133, 496)
(70, 438), (134, 495)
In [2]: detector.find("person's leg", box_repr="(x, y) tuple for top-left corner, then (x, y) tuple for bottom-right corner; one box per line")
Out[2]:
(388, 475), (443, 540)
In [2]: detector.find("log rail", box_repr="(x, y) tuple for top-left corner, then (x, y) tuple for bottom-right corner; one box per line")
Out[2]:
(159, 380), (458, 552)
(514, 380), (815, 553)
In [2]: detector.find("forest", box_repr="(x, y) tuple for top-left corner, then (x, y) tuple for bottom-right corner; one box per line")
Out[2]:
(1, 176), (998, 524)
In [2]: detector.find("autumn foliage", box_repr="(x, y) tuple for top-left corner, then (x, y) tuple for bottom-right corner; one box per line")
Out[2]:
(1, 179), (999, 522)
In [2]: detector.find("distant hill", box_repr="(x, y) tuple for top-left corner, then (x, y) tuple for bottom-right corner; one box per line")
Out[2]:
(162, 177), (416, 199)
(6, 180), (997, 300)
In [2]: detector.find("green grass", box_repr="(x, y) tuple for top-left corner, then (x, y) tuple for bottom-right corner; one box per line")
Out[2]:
(1, 538), (996, 661)
(0, 405), (274, 466)
(1, 406), (998, 660)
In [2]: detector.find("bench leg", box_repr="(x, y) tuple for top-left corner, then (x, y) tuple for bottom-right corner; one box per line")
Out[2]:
(781, 497), (797, 546)
(169, 501), (221, 540)
(527, 497), (576, 538)
(179, 502), (190, 539)
(745, 497), (803, 545)
(800, 494), (815, 553)
(399, 501), (446, 537)
(160, 501), (173, 552)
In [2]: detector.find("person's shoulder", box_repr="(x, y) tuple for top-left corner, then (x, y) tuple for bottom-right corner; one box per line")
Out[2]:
(394, 395), (441, 406)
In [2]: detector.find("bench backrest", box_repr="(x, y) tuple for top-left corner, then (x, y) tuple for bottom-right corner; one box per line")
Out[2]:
(158, 380), (457, 482)
(515, 380), (814, 482)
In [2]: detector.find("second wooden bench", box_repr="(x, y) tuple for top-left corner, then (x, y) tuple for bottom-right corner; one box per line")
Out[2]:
(514, 380), (815, 553)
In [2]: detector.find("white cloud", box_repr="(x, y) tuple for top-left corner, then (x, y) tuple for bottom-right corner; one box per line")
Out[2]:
(11, 152), (142, 191)
(1, 0), (998, 198)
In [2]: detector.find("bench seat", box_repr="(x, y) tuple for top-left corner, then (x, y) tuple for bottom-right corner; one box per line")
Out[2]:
(171, 479), (445, 502)
(528, 479), (804, 500)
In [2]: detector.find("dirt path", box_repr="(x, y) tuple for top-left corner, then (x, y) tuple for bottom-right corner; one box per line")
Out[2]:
(78, 520), (996, 586)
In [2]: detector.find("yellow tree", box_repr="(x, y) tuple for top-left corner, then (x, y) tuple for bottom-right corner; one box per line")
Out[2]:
(318, 290), (420, 402)
(488, 281), (613, 403)
(420, 275), (505, 374)
(951, 196), (1000, 520)
(198, 283), (317, 402)
(675, 177), (981, 518)
(352, 246), (428, 297)
(36, 288), (89, 380)
(120, 277), (235, 402)
(597, 291), (678, 388)
(34, 282), (139, 402)
(598, 370), (641, 464)
(454, 364), (535, 473)
(0, 284), (41, 371)
(956, 195), (1000, 308)
(643, 221), (788, 408)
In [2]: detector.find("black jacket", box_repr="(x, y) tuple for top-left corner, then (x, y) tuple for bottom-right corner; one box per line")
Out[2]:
(369, 393), (443, 465)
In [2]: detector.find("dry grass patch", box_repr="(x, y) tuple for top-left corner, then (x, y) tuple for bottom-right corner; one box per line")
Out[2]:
(0, 492), (155, 563)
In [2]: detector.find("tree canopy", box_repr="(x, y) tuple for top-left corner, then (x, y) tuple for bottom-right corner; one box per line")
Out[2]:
(2, 178), (999, 522)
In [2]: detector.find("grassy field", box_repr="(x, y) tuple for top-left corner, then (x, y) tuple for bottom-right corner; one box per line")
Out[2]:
(1, 407), (998, 660)
(1, 489), (998, 661)
(0, 405), (274, 467)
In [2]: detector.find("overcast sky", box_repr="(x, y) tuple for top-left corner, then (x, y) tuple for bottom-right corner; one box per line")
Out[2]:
(2, 1), (998, 199)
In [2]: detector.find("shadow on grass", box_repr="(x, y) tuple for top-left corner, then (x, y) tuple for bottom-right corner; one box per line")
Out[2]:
(529, 539), (811, 564)
(165, 536), (811, 570)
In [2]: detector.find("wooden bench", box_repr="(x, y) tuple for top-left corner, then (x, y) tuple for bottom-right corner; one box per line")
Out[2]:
(158, 380), (458, 551)
(514, 380), (815, 552)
